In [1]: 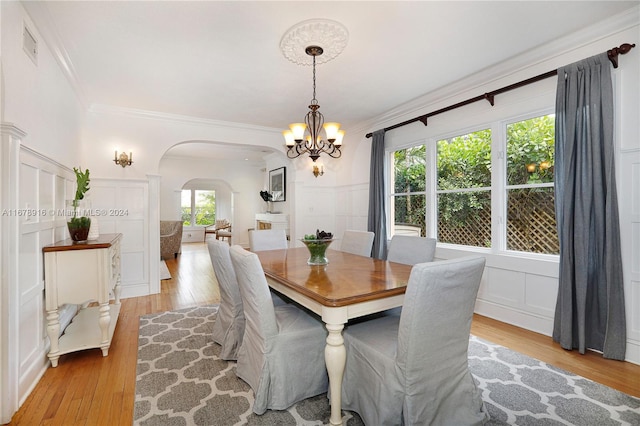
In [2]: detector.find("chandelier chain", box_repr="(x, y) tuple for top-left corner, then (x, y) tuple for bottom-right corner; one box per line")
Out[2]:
(311, 54), (317, 105)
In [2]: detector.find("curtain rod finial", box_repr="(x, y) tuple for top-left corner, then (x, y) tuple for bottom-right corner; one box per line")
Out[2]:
(608, 43), (635, 68)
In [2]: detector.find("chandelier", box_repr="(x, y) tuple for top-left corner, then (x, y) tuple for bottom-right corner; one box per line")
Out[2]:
(280, 19), (348, 162)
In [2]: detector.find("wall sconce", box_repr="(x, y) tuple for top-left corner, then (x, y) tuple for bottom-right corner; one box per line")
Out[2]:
(114, 151), (133, 168)
(312, 164), (324, 178)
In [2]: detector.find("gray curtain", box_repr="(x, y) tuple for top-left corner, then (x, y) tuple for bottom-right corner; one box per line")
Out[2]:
(368, 129), (388, 259)
(553, 52), (626, 360)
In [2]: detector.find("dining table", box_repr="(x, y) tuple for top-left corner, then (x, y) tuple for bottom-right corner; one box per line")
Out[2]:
(255, 246), (412, 426)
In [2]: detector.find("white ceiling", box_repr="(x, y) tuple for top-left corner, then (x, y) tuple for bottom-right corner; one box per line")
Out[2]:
(25, 1), (637, 160)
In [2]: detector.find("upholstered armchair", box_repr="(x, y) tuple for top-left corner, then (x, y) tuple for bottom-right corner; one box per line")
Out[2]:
(160, 220), (183, 260)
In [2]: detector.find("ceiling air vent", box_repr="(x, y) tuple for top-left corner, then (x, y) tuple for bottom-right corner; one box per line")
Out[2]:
(23, 23), (38, 65)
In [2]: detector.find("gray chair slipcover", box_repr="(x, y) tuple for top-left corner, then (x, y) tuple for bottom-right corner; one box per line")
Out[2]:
(249, 229), (288, 252)
(387, 235), (436, 265)
(340, 230), (375, 257)
(341, 256), (489, 425)
(207, 240), (285, 360)
(208, 240), (245, 360)
(229, 245), (328, 414)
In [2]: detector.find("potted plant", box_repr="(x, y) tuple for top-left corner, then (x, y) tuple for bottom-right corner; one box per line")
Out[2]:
(260, 190), (273, 213)
(67, 167), (91, 242)
(301, 230), (334, 265)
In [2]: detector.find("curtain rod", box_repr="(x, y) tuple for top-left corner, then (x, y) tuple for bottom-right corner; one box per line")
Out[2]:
(365, 43), (636, 138)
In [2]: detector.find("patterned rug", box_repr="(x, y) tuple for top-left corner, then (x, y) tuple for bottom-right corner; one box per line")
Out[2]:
(134, 305), (640, 426)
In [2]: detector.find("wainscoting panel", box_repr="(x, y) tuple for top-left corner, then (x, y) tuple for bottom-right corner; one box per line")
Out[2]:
(15, 146), (74, 408)
(91, 179), (150, 299)
(333, 183), (369, 250)
(619, 150), (640, 363)
(482, 267), (525, 306)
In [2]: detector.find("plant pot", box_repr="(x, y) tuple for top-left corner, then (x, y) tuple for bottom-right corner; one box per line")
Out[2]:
(301, 239), (334, 266)
(66, 200), (91, 242)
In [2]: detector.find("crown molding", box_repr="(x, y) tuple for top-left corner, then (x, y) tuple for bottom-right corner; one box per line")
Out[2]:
(356, 5), (640, 135)
(88, 104), (282, 134)
(21, 1), (89, 109)
(0, 123), (27, 139)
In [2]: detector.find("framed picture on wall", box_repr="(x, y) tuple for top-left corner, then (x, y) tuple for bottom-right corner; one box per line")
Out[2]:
(269, 167), (286, 202)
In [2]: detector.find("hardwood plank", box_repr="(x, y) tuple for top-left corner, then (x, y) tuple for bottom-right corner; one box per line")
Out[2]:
(7, 242), (639, 425)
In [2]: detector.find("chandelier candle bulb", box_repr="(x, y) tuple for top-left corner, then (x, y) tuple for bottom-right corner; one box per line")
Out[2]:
(283, 130), (295, 147)
(290, 123), (307, 142)
(323, 122), (341, 142)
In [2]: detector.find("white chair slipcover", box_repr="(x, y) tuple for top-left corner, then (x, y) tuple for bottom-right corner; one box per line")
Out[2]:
(341, 256), (489, 425)
(229, 245), (328, 414)
(387, 235), (436, 265)
(208, 240), (284, 360)
(340, 230), (375, 257)
(249, 229), (288, 252)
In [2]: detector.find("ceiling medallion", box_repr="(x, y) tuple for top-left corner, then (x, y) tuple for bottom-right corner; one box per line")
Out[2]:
(280, 19), (349, 65)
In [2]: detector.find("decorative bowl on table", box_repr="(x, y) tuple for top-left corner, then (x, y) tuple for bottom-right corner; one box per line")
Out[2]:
(301, 230), (334, 266)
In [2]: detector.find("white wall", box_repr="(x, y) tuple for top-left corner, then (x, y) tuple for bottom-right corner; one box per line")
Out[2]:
(338, 12), (640, 363)
(1, 2), (85, 422)
(159, 155), (265, 248)
(1, 1), (83, 165)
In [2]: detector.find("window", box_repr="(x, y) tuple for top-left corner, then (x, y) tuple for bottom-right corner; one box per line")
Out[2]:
(388, 113), (558, 255)
(181, 189), (216, 226)
(436, 129), (492, 247)
(505, 114), (558, 254)
(390, 145), (426, 237)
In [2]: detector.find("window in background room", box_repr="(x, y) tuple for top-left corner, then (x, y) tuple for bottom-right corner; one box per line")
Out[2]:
(505, 114), (558, 254)
(436, 129), (492, 248)
(195, 190), (216, 226)
(182, 189), (216, 226)
(390, 145), (427, 237)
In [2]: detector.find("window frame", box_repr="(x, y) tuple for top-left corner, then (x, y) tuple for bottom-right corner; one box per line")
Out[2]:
(181, 188), (216, 227)
(386, 106), (559, 260)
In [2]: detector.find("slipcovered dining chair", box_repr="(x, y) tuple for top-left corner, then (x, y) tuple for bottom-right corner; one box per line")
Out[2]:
(249, 229), (288, 252)
(340, 230), (375, 257)
(387, 235), (437, 265)
(229, 245), (328, 414)
(341, 256), (488, 425)
(207, 240), (286, 360)
(208, 240), (245, 360)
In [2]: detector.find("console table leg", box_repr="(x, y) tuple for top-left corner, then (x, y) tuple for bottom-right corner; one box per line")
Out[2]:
(98, 302), (111, 356)
(46, 309), (61, 367)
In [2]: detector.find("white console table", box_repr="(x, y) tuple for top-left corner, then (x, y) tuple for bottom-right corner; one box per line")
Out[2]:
(255, 213), (289, 238)
(43, 233), (122, 367)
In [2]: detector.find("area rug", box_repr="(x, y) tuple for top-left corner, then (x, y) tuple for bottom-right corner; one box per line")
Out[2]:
(134, 305), (640, 426)
(160, 260), (171, 280)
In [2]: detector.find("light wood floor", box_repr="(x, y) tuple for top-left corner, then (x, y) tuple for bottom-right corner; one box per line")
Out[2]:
(8, 241), (640, 425)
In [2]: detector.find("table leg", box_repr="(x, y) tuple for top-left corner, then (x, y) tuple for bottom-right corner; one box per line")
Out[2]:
(325, 322), (346, 426)
(46, 309), (61, 367)
(98, 302), (111, 356)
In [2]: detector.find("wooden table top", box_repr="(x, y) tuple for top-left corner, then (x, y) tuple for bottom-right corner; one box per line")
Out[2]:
(42, 233), (122, 252)
(255, 247), (412, 307)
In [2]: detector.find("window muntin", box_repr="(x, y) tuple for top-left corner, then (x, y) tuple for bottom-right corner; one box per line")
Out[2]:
(505, 114), (558, 254)
(436, 129), (492, 247)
